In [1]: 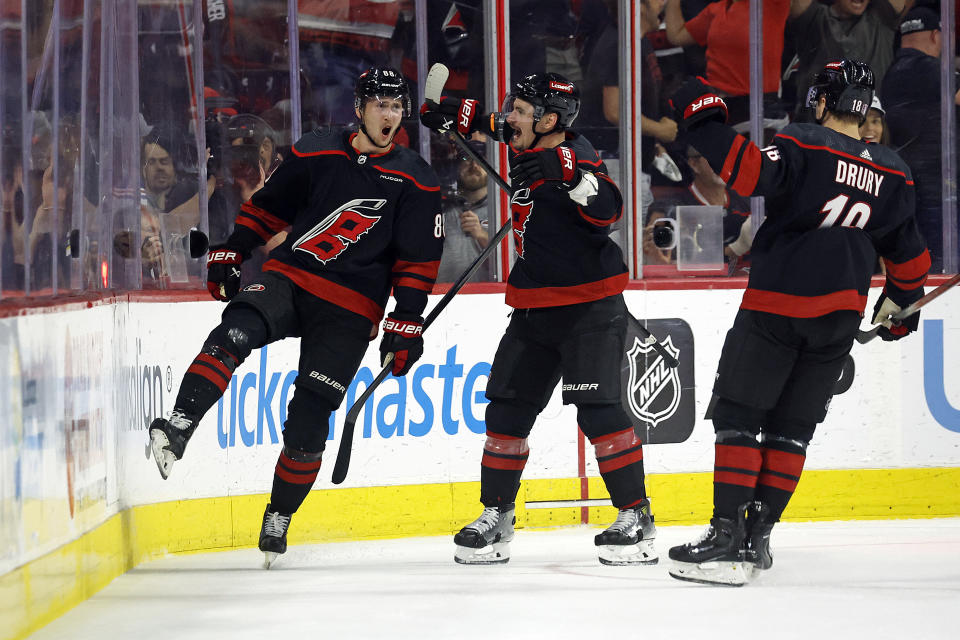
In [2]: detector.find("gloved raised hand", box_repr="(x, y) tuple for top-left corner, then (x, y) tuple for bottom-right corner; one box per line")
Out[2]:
(509, 146), (581, 190)
(419, 97), (483, 136)
(206, 245), (246, 301)
(379, 312), (424, 376)
(872, 292), (919, 341)
(669, 76), (729, 130)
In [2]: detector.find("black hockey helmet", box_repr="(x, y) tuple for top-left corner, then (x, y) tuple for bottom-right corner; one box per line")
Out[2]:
(354, 66), (412, 118)
(805, 59), (874, 125)
(503, 72), (581, 130)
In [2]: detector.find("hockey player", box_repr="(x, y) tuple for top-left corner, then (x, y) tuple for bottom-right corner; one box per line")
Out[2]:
(667, 60), (930, 586)
(420, 73), (657, 566)
(149, 67), (443, 567)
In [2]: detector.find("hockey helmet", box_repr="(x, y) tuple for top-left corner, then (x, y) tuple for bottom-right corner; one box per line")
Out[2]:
(805, 59), (874, 125)
(354, 66), (412, 118)
(502, 72), (581, 130)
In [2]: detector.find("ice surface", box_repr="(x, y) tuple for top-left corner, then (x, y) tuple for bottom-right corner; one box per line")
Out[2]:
(27, 519), (960, 640)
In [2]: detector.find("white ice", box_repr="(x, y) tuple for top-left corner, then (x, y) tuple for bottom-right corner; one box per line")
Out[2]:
(27, 519), (960, 640)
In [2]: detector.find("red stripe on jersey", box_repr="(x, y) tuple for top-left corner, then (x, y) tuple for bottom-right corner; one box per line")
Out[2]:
(274, 464), (319, 485)
(715, 444), (762, 472)
(741, 288), (867, 317)
(757, 472), (798, 492)
(762, 448), (805, 477)
(505, 272), (628, 309)
(235, 216), (273, 243)
(579, 205), (616, 226)
(195, 353), (232, 379)
(730, 143), (762, 196)
(392, 276), (433, 291)
(597, 447), (644, 473)
(393, 259), (441, 279)
(775, 133), (910, 180)
(372, 165), (441, 192)
(291, 147), (351, 159)
(884, 251), (931, 290)
(241, 201), (288, 233)
(186, 363), (231, 392)
(714, 470), (759, 488)
(720, 135), (746, 183)
(482, 453), (528, 471)
(279, 452), (322, 472)
(263, 260), (384, 324)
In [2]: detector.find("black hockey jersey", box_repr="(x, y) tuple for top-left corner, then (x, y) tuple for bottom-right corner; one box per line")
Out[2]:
(691, 121), (930, 317)
(505, 132), (627, 308)
(225, 127), (443, 323)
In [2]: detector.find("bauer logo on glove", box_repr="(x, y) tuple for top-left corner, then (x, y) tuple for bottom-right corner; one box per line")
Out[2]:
(669, 77), (729, 129)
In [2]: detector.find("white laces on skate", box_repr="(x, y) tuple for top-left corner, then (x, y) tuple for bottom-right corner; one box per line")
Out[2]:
(169, 409), (193, 431)
(606, 508), (640, 534)
(263, 512), (290, 537)
(465, 507), (502, 534)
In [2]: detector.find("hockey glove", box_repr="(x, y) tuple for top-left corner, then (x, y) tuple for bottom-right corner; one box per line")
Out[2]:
(379, 312), (424, 376)
(871, 292), (919, 341)
(206, 245), (246, 301)
(669, 77), (729, 130)
(419, 97), (483, 136)
(509, 146), (581, 190)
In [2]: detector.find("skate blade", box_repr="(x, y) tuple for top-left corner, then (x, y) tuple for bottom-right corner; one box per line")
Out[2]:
(262, 551), (280, 569)
(597, 540), (659, 566)
(149, 431), (175, 480)
(668, 560), (752, 586)
(454, 542), (510, 564)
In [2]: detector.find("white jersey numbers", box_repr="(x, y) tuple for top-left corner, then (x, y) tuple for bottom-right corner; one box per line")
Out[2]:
(818, 193), (872, 229)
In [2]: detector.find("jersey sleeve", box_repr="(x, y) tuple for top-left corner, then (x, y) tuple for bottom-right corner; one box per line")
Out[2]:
(390, 182), (444, 317)
(872, 181), (931, 305)
(225, 155), (308, 252)
(688, 121), (802, 205)
(573, 153), (623, 226)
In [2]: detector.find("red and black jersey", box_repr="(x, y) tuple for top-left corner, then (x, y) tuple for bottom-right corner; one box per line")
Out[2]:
(690, 121), (930, 317)
(225, 126), (443, 323)
(505, 132), (627, 309)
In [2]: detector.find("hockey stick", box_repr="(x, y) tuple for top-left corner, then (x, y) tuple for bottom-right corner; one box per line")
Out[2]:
(331, 65), (513, 485)
(855, 273), (960, 344)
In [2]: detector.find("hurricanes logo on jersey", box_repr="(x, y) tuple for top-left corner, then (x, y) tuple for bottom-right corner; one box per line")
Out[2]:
(293, 198), (386, 264)
(510, 188), (534, 259)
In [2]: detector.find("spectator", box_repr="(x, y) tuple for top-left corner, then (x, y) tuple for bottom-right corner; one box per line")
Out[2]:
(642, 201), (676, 265)
(437, 140), (492, 283)
(859, 94), (889, 145)
(882, 5), (960, 272)
(788, 0), (909, 116)
(577, 1), (620, 154)
(665, 0), (791, 131)
(140, 128), (198, 213)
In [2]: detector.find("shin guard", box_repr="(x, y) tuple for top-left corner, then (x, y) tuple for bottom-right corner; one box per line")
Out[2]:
(591, 428), (646, 509)
(480, 432), (529, 507)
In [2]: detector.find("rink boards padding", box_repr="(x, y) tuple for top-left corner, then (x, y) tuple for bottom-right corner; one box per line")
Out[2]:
(1, 281), (959, 640)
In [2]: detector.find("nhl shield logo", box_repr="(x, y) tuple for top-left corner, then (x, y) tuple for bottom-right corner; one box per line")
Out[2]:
(626, 335), (681, 428)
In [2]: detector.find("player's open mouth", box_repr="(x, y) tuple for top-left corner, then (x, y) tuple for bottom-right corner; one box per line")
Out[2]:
(382, 126), (391, 137)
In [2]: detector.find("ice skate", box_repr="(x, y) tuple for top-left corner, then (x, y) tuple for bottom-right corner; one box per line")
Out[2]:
(668, 515), (752, 586)
(259, 504), (292, 569)
(744, 501), (774, 570)
(453, 503), (515, 564)
(594, 498), (658, 565)
(149, 409), (198, 480)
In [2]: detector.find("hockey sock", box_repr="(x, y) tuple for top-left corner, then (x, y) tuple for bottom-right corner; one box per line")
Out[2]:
(590, 427), (646, 508)
(754, 437), (807, 522)
(713, 431), (762, 520)
(270, 447), (323, 515)
(175, 344), (239, 419)
(479, 432), (529, 507)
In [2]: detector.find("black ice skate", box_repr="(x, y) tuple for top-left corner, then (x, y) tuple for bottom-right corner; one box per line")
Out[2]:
(594, 498), (658, 565)
(744, 501), (774, 570)
(259, 504), (292, 569)
(668, 515), (752, 586)
(453, 503), (515, 564)
(149, 409), (199, 480)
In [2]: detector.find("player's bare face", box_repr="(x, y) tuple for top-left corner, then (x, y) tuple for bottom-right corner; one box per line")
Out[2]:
(859, 110), (883, 144)
(357, 97), (404, 151)
(505, 98), (537, 151)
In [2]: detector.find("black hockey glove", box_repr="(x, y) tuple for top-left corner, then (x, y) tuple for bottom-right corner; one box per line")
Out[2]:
(872, 292), (920, 341)
(669, 77), (729, 130)
(419, 97), (483, 136)
(206, 245), (246, 301)
(509, 146), (580, 190)
(379, 312), (424, 376)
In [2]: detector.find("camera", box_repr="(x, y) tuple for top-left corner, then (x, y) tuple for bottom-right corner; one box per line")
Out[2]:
(652, 218), (676, 250)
